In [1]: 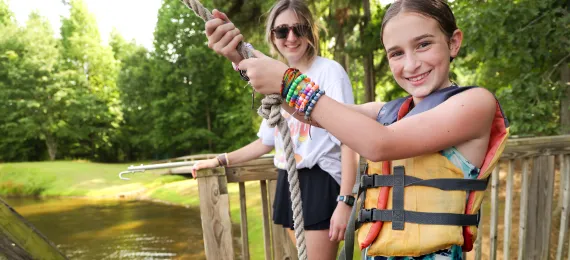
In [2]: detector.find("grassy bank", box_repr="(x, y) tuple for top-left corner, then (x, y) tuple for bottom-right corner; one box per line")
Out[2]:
(0, 161), (267, 259)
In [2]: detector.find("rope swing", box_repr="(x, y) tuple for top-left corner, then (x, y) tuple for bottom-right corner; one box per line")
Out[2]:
(181, 0), (308, 259)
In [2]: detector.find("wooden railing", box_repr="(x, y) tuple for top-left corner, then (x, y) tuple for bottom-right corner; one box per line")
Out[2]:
(186, 135), (570, 260)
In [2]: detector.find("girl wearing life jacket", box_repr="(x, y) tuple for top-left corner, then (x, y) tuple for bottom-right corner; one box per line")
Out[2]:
(210, 0), (510, 259)
(195, 0), (360, 259)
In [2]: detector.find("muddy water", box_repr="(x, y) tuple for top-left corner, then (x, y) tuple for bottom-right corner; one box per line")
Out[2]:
(4, 197), (207, 259)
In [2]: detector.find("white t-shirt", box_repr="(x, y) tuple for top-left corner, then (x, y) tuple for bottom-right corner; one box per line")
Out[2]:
(257, 56), (354, 185)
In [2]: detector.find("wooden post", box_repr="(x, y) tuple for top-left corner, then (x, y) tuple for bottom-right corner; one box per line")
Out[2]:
(490, 166), (500, 260)
(540, 156), (556, 260)
(268, 180), (298, 260)
(0, 198), (67, 260)
(260, 180), (272, 260)
(196, 167), (234, 260)
(555, 154), (566, 212)
(518, 158), (531, 260)
(525, 156), (541, 259)
(566, 156), (570, 260)
(524, 156), (556, 260)
(239, 182), (250, 260)
(475, 206), (483, 260)
(556, 155), (570, 260)
(504, 159), (515, 260)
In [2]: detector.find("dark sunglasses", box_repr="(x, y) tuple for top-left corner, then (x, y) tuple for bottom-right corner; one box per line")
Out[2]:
(271, 24), (310, 39)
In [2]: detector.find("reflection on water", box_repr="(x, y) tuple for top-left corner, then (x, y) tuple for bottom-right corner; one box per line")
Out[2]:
(4, 197), (206, 259)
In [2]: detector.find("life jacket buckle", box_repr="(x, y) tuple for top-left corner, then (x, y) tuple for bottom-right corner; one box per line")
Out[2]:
(359, 209), (373, 223)
(360, 174), (377, 189)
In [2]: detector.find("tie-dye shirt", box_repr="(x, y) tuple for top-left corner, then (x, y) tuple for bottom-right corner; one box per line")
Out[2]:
(365, 147), (480, 260)
(257, 56), (354, 185)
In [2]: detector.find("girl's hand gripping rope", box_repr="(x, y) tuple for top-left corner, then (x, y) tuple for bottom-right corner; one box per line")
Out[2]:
(238, 50), (288, 95)
(205, 9), (245, 65)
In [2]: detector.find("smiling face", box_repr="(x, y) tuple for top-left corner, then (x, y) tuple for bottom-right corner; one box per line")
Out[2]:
(383, 12), (462, 102)
(272, 9), (310, 66)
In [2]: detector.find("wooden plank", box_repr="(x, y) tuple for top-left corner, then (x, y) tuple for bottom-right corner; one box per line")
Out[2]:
(490, 166), (500, 260)
(196, 167), (234, 260)
(260, 181), (272, 260)
(519, 158), (531, 260)
(559, 154), (566, 212)
(556, 155), (570, 260)
(564, 155), (570, 260)
(519, 158), (538, 260)
(501, 135), (570, 159)
(540, 156), (556, 260)
(239, 182), (250, 260)
(268, 180), (298, 260)
(504, 159), (515, 260)
(226, 158), (279, 183)
(475, 206), (483, 260)
(0, 198), (67, 260)
(528, 156), (542, 259)
(159, 136), (570, 177)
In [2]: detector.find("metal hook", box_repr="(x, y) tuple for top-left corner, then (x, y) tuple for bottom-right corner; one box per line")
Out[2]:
(119, 169), (145, 180)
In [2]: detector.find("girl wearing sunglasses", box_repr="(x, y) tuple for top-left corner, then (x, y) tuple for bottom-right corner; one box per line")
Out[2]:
(194, 0), (359, 258)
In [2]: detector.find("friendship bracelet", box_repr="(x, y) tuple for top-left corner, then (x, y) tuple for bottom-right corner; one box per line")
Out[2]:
(282, 68), (299, 96)
(282, 68), (301, 98)
(280, 69), (327, 121)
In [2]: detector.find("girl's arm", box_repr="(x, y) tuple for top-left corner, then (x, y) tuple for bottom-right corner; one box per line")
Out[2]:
(281, 101), (384, 128)
(239, 51), (497, 163)
(305, 88), (496, 162)
(192, 138), (273, 177)
(328, 143), (360, 241)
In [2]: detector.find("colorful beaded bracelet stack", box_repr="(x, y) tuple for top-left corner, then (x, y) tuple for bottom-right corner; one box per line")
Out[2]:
(281, 68), (326, 121)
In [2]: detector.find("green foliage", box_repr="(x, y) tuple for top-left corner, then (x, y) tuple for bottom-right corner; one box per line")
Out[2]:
(452, 0), (569, 136)
(0, 0), (13, 26)
(146, 0), (257, 157)
(58, 0), (122, 160)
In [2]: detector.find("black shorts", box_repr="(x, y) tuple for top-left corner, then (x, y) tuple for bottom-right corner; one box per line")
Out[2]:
(272, 165), (340, 230)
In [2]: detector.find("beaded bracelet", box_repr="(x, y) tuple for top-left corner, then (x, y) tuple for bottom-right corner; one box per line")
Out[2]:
(281, 70), (327, 122)
(304, 89), (325, 120)
(286, 74), (307, 103)
(282, 68), (300, 97)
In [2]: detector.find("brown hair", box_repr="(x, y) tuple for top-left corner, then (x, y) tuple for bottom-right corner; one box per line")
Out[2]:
(265, 0), (320, 62)
(381, 0), (458, 43)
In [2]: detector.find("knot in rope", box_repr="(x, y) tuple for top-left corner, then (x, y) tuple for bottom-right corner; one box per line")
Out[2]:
(257, 94), (283, 127)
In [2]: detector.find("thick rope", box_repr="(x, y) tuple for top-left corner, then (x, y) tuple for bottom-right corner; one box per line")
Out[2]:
(181, 1), (307, 259)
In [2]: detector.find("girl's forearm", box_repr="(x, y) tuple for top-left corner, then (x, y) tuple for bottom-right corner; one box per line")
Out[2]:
(340, 144), (359, 196)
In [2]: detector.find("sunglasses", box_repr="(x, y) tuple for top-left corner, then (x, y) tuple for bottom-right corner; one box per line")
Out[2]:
(271, 24), (310, 39)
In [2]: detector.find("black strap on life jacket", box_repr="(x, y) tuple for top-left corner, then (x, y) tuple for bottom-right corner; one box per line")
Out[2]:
(357, 166), (486, 230)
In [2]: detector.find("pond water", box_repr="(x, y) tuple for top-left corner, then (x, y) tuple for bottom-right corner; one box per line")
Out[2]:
(4, 197), (207, 259)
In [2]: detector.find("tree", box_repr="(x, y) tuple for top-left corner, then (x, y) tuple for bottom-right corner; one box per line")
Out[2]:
(109, 30), (155, 161)
(147, 0), (258, 158)
(0, 0), (13, 25)
(0, 11), (80, 161)
(59, 0), (122, 160)
(452, 0), (569, 136)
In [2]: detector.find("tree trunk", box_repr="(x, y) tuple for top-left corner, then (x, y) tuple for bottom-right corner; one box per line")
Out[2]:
(333, 7), (350, 71)
(44, 133), (57, 161)
(361, 0), (375, 102)
(206, 105), (213, 151)
(561, 63), (570, 134)
(334, 21), (346, 70)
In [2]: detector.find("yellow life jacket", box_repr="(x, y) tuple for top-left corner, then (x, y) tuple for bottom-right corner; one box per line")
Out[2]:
(357, 86), (509, 257)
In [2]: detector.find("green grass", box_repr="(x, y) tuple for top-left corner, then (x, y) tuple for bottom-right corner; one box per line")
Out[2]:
(0, 160), (267, 260)
(0, 161), (165, 196)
